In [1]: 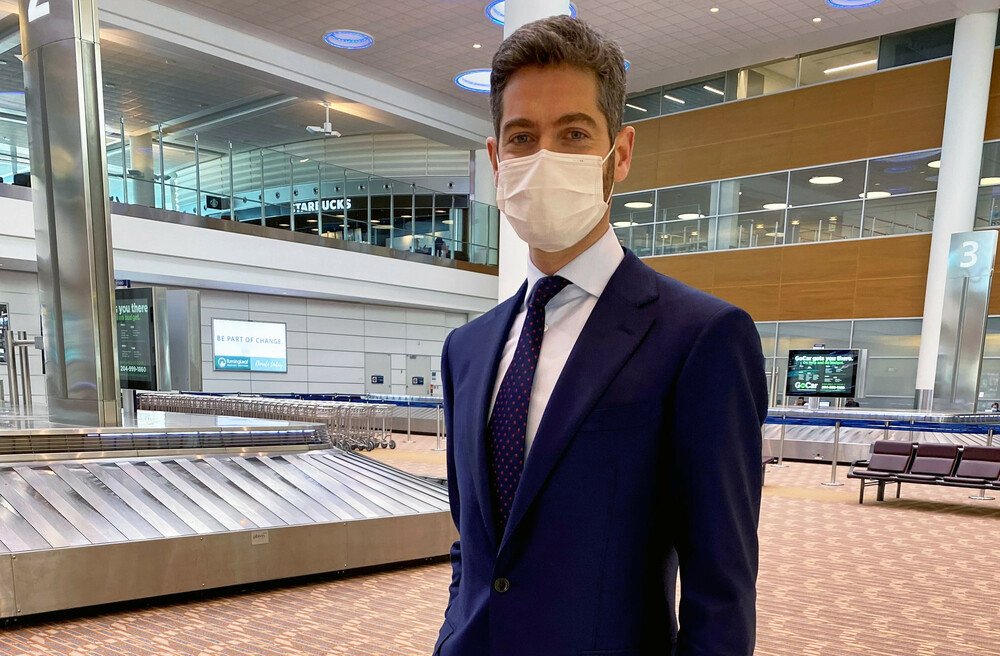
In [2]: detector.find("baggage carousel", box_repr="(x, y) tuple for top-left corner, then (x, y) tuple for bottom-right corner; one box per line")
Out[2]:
(0, 412), (454, 619)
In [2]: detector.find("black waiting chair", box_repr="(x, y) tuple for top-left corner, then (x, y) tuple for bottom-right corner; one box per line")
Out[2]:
(848, 441), (915, 503)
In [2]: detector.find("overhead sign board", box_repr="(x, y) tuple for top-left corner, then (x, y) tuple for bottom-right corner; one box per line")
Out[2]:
(212, 319), (287, 373)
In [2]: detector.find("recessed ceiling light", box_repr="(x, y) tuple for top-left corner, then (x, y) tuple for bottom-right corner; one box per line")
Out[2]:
(455, 69), (491, 93)
(613, 220), (638, 227)
(307, 218), (318, 223)
(765, 232), (785, 238)
(826, 0), (883, 8)
(928, 160), (941, 169)
(678, 213), (706, 220)
(623, 201), (652, 209)
(323, 30), (374, 50)
(659, 234), (670, 239)
(809, 176), (843, 185)
(755, 223), (765, 229)
(436, 209), (447, 214)
(830, 217), (838, 222)
(762, 202), (789, 210)
(374, 224), (392, 230)
(625, 103), (647, 112)
(980, 177), (1000, 186)
(472, 44), (482, 49)
(278, 223), (290, 228)
(401, 214), (412, 218)
(703, 84), (725, 96)
(664, 93), (685, 104)
(690, 231), (699, 236)
(371, 219), (380, 224)
(860, 191), (892, 199)
(813, 17), (822, 23)
(710, 7), (720, 13)
(824, 59), (877, 75)
(442, 219), (454, 225)
(300, 158), (310, 163)
(486, 1), (577, 25)
(791, 220), (800, 225)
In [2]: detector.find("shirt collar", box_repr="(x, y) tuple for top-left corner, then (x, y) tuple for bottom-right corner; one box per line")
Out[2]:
(525, 224), (625, 305)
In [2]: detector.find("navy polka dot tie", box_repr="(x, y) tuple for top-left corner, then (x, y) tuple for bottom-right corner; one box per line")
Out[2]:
(486, 275), (570, 536)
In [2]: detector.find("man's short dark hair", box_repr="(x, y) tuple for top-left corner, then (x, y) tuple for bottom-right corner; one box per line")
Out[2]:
(490, 15), (627, 144)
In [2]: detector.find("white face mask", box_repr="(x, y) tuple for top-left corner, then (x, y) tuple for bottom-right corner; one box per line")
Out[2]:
(495, 147), (615, 253)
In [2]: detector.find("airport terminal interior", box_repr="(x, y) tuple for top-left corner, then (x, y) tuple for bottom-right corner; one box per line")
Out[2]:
(1, 0), (1000, 654)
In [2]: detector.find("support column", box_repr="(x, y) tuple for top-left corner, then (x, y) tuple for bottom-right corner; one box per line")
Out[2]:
(497, 0), (572, 301)
(19, 0), (121, 425)
(128, 132), (155, 207)
(915, 10), (999, 408)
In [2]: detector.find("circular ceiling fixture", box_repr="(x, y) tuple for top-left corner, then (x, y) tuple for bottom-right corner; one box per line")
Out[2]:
(860, 191), (892, 199)
(454, 69), (491, 93)
(623, 201), (652, 209)
(826, 0), (882, 8)
(486, 1), (577, 25)
(928, 160), (941, 169)
(613, 220), (638, 227)
(678, 213), (706, 220)
(323, 30), (374, 50)
(762, 202), (789, 210)
(809, 176), (843, 185)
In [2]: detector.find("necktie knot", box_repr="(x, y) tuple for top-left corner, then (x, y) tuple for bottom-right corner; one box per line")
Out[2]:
(530, 275), (570, 309)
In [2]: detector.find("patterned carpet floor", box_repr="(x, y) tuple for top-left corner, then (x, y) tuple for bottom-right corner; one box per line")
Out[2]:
(2, 436), (998, 656)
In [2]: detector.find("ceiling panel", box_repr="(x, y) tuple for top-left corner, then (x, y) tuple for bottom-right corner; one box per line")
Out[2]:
(154, 0), (975, 111)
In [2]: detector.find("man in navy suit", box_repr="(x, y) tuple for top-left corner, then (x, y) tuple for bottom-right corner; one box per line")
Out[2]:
(434, 16), (768, 656)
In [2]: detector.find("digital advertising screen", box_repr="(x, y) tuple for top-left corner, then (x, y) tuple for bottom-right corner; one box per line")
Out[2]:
(786, 349), (861, 398)
(115, 288), (157, 391)
(212, 319), (287, 373)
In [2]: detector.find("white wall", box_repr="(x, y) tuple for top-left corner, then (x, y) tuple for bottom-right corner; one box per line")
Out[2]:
(0, 271), (46, 409)
(200, 289), (465, 395)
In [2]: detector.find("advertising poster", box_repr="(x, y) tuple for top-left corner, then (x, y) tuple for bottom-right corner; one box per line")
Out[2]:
(212, 319), (287, 373)
(786, 350), (859, 398)
(115, 288), (157, 390)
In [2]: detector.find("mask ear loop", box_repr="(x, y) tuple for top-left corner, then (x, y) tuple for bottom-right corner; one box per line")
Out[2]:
(603, 142), (618, 205)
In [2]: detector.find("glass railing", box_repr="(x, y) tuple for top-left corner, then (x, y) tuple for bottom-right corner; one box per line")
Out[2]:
(99, 130), (499, 268)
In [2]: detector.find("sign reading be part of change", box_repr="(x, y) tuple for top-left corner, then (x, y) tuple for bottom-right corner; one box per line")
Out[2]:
(212, 319), (287, 373)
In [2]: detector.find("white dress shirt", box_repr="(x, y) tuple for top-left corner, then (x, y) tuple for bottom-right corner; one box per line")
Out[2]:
(489, 225), (624, 457)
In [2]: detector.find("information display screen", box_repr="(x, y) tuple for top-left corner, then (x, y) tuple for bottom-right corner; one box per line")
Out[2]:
(115, 288), (157, 390)
(786, 349), (860, 398)
(212, 319), (287, 373)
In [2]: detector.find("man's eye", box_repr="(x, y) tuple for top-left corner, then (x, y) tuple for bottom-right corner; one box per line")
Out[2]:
(511, 134), (531, 144)
(569, 130), (587, 139)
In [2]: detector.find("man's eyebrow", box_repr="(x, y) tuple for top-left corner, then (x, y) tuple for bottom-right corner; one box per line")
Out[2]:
(500, 117), (535, 133)
(555, 112), (599, 128)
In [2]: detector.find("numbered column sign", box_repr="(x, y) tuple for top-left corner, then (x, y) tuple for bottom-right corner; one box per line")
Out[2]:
(933, 230), (999, 412)
(19, 0), (99, 54)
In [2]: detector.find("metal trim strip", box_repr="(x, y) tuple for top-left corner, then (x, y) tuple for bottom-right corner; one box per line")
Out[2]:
(257, 456), (364, 520)
(50, 464), (157, 541)
(203, 458), (312, 526)
(0, 470), (85, 548)
(13, 466), (126, 545)
(144, 461), (245, 531)
(174, 459), (279, 529)
(334, 453), (449, 503)
(305, 455), (435, 514)
(117, 462), (215, 534)
(280, 455), (392, 518)
(82, 463), (185, 538)
(229, 457), (337, 523)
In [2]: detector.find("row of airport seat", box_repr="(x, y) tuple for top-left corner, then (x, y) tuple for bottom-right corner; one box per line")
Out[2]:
(847, 442), (1000, 503)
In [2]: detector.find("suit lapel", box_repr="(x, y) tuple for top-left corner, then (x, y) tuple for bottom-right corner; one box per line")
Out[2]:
(499, 251), (659, 552)
(466, 282), (526, 549)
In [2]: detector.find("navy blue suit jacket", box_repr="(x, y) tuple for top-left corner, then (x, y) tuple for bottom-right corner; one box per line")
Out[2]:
(435, 249), (768, 656)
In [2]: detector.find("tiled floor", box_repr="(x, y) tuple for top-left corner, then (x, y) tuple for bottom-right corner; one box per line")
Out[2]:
(2, 438), (999, 656)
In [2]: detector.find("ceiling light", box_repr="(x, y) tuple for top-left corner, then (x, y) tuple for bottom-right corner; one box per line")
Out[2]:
(809, 176), (843, 185)
(486, 1), (577, 25)
(442, 219), (454, 225)
(436, 209), (447, 213)
(710, 7), (720, 13)
(659, 234), (670, 239)
(791, 220), (800, 225)
(300, 158), (310, 163)
(374, 224), (392, 230)
(826, 0), (883, 8)
(690, 231), (699, 236)
(323, 30), (374, 50)
(762, 203), (788, 210)
(755, 223), (764, 229)
(703, 84), (725, 96)
(625, 103), (647, 112)
(401, 214), (412, 218)
(663, 94), (685, 104)
(278, 223), (290, 228)
(813, 17), (822, 23)
(335, 213), (345, 218)
(454, 69), (491, 93)
(765, 232), (785, 238)
(623, 201), (652, 209)
(678, 213), (706, 219)
(472, 44), (482, 49)
(829, 216), (838, 221)
(860, 191), (891, 199)
(370, 219), (380, 224)
(613, 220), (638, 227)
(928, 160), (941, 169)
(824, 59), (877, 75)
(980, 177), (1000, 186)
(307, 218), (318, 223)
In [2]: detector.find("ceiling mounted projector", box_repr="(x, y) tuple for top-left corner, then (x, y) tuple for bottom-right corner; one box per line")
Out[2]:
(307, 105), (341, 137)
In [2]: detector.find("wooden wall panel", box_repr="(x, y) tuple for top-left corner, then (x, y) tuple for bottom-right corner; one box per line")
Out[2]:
(853, 276), (927, 319)
(617, 58), (953, 195)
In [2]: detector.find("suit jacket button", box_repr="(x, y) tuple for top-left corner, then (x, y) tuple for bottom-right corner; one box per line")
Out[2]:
(493, 577), (510, 593)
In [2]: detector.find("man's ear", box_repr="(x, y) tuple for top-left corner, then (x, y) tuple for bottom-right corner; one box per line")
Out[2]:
(487, 136), (500, 185)
(614, 126), (635, 184)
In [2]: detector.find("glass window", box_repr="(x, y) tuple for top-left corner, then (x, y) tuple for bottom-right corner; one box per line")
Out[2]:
(656, 182), (718, 222)
(611, 191), (655, 229)
(615, 223), (655, 257)
(878, 22), (955, 70)
(798, 40), (879, 86)
(788, 161), (867, 207)
(863, 358), (918, 399)
(975, 184), (1000, 228)
(757, 322), (777, 360)
(867, 150), (940, 196)
(623, 90), (660, 123)
(777, 321), (853, 355)
(736, 58), (797, 99)
(655, 217), (711, 255)
(716, 211), (786, 249)
(786, 201), (863, 244)
(863, 193), (936, 237)
(719, 172), (789, 215)
(660, 76), (727, 115)
(851, 319), (922, 356)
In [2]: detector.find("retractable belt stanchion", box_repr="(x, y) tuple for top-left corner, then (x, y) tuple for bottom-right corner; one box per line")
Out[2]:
(822, 420), (845, 486)
(970, 427), (996, 501)
(406, 401), (413, 443)
(773, 417), (789, 467)
(433, 404), (446, 451)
